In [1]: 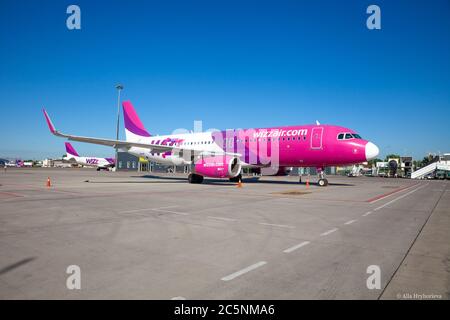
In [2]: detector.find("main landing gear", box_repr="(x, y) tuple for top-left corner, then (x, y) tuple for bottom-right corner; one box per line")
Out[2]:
(229, 174), (242, 183)
(188, 173), (204, 184)
(317, 168), (328, 187)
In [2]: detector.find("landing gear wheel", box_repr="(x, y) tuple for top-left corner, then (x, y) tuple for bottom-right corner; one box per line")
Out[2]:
(318, 178), (328, 187)
(229, 174), (242, 183)
(188, 173), (204, 184)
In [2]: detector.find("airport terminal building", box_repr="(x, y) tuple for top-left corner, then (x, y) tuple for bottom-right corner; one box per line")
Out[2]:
(116, 152), (188, 173)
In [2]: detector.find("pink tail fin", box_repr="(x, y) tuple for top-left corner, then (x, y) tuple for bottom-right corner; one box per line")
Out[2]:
(122, 101), (151, 137)
(65, 142), (80, 157)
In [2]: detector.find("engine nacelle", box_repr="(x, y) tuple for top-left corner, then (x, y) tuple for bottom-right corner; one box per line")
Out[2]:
(194, 155), (241, 178)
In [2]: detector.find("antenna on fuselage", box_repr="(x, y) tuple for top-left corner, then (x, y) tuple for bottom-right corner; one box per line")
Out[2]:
(315, 120), (321, 125)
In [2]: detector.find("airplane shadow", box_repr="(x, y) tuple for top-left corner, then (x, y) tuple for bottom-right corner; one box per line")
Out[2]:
(131, 174), (243, 186)
(241, 179), (355, 187)
(86, 178), (183, 184)
(128, 175), (355, 187)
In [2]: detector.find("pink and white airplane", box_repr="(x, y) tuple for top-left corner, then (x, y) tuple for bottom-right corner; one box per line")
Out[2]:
(63, 142), (115, 171)
(43, 101), (379, 186)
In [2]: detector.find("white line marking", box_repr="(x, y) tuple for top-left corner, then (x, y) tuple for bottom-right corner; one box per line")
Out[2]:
(283, 241), (310, 253)
(374, 184), (428, 211)
(207, 216), (237, 222)
(221, 261), (267, 281)
(259, 222), (295, 229)
(152, 208), (189, 216)
(368, 184), (419, 204)
(120, 208), (155, 214)
(120, 205), (178, 214)
(362, 211), (372, 216)
(154, 205), (180, 210)
(344, 219), (357, 225)
(171, 296), (186, 300)
(320, 228), (338, 236)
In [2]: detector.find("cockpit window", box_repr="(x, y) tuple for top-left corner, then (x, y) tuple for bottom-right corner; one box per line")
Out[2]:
(337, 132), (363, 140)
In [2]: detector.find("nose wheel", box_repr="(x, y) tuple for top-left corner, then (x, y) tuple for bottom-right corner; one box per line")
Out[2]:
(317, 168), (328, 187)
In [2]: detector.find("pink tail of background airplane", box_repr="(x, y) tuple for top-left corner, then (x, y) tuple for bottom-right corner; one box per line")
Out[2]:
(43, 101), (379, 185)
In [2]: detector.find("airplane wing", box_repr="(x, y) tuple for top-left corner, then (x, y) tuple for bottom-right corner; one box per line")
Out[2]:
(43, 109), (241, 157)
(43, 109), (184, 153)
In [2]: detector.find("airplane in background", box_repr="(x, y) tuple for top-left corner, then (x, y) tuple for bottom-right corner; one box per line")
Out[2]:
(63, 142), (115, 171)
(43, 101), (379, 186)
(4, 160), (24, 167)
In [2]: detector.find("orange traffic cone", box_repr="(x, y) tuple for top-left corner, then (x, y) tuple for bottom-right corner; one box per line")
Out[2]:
(306, 178), (309, 188)
(46, 177), (51, 187)
(237, 178), (242, 188)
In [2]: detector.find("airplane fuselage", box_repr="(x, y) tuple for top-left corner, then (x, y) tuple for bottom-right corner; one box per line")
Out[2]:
(64, 155), (114, 168)
(125, 124), (376, 170)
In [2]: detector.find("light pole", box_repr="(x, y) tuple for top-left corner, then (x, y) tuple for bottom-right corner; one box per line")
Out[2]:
(115, 84), (123, 171)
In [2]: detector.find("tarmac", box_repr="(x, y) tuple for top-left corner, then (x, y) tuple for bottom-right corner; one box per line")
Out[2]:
(0, 168), (448, 299)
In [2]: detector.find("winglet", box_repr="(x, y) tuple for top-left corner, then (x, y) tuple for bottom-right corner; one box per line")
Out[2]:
(43, 108), (56, 134)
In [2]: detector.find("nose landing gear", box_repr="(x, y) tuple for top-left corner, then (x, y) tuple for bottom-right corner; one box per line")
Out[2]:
(317, 168), (328, 187)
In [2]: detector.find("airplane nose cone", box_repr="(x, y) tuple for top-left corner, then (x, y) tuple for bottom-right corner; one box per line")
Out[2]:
(365, 142), (379, 161)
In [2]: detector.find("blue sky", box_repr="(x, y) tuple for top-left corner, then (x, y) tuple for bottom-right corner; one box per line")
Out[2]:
(0, 0), (449, 160)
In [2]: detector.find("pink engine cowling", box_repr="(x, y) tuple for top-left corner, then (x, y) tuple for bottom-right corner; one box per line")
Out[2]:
(194, 155), (241, 178)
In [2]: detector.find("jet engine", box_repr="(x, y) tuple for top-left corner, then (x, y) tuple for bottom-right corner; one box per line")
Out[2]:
(194, 155), (241, 178)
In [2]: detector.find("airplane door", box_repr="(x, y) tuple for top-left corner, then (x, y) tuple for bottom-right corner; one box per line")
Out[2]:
(310, 127), (323, 149)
